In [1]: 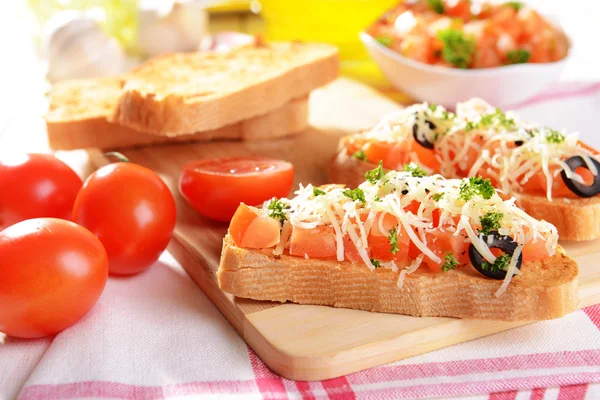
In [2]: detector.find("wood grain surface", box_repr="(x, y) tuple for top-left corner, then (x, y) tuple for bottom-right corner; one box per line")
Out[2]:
(70, 78), (600, 381)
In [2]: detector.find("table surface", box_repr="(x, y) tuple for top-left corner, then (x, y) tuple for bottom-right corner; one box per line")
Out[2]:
(1, 1), (600, 399)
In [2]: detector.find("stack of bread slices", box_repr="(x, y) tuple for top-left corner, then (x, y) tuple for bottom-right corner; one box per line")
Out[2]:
(45, 42), (339, 150)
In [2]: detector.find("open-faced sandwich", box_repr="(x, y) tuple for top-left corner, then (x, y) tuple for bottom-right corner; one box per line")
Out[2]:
(218, 166), (578, 321)
(329, 99), (600, 241)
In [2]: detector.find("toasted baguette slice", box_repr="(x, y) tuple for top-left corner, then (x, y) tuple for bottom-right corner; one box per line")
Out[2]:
(328, 149), (600, 242)
(111, 42), (339, 136)
(218, 235), (578, 321)
(45, 78), (309, 150)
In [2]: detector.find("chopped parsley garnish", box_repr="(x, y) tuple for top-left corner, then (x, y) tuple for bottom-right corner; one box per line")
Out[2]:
(436, 28), (476, 69)
(504, 1), (524, 11)
(313, 187), (326, 196)
(403, 163), (428, 178)
(387, 226), (399, 254)
(375, 35), (393, 47)
(459, 176), (496, 201)
(365, 161), (386, 184)
(427, 104), (438, 113)
(479, 211), (503, 235)
(267, 198), (287, 221)
(432, 192), (444, 201)
(465, 108), (516, 132)
(442, 253), (459, 272)
(482, 253), (512, 272)
(343, 188), (366, 205)
(427, 0), (445, 14)
(353, 149), (367, 161)
(374, 194), (382, 202)
(506, 49), (530, 64)
(370, 258), (382, 268)
(544, 128), (565, 144)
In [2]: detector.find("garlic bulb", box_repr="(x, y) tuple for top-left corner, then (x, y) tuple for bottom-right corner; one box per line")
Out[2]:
(137, 0), (209, 57)
(42, 10), (129, 82)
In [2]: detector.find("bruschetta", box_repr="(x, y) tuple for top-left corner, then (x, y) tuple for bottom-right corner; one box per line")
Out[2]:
(218, 166), (579, 320)
(329, 99), (600, 241)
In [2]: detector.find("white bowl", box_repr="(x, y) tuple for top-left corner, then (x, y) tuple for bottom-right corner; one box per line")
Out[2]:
(360, 31), (570, 108)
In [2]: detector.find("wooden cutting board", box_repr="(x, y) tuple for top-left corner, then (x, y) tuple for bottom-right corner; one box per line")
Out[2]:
(74, 78), (600, 381)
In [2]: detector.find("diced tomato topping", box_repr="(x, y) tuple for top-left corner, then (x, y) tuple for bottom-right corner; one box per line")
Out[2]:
(404, 200), (421, 215)
(229, 204), (258, 246)
(383, 142), (411, 169)
(343, 234), (366, 263)
(409, 138), (441, 171)
(420, 230), (470, 272)
(229, 204), (281, 249)
(368, 213), (410, 262)
(364, 141), (391, 165)
(290, 226), (337, 259)
(522, 238), (550, 263)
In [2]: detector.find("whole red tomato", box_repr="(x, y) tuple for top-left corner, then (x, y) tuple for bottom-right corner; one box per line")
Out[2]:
(179, 157), (294, 221)
(0, 154), (82, 230)
(73, 162), (176, 275)
(0, 218), (108, 339)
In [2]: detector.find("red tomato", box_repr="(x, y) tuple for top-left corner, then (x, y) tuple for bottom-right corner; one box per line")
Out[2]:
(0, 154), (82, 230)
(73, 163), (176, 276)
(0, 218), (108, 338)
(179, 157), (294, 222)
(289, 226), (337, 259)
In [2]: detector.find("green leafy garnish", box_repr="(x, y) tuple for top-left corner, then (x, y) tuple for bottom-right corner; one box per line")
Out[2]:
(437, 28), (476, 69)
(442, 253), (459, 272)
(343, 188), (366, 205)
(465, 108), (516, 132)
(482, 253), (512, 272)
(432, 192), (444, 201)
(427, 0), (445, 14)
(365, 161), (386, 184)
(544, 128), (565, 144)
(387, 226), (399, 254)
(479, 211), (504, 235)
(374, 194), (382, 202)
(353, 149), (367, 161)
(370, 258), (382, 268)
(375, 35), (393, 47)
(506, 49), (530, 64)
(459, 176), (496, 201)
(504, 1), (524, 11)
(267, 198), (287, 222)
(403, 163), (428, 178)
(313, 187), (326, 196)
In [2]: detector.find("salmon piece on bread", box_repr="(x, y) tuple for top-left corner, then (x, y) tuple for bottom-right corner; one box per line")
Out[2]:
(218, 168), (579, 321)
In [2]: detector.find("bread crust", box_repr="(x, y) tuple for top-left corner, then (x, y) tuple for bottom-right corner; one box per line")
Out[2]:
(45, 78), (309, 150)
(218, 235), (579, 321)
(328, 148), (600, 241)
(111, 43), (339, 135)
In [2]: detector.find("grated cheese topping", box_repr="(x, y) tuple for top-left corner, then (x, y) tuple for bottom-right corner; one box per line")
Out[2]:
(249, 171), (558, 295)
(351, 98), (599, 201)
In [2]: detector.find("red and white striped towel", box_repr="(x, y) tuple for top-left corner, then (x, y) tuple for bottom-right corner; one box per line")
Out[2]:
(2, 83), (600, 400)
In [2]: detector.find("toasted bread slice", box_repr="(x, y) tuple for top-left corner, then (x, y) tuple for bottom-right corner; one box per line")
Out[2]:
(218, 235), (578, 321)
(111, 43), (339, 136)
(45, 78), (309, 150)
(328, 149), (600, 242)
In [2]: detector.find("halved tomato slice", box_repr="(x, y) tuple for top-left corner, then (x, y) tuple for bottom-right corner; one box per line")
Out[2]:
(180, 157), (294, 222)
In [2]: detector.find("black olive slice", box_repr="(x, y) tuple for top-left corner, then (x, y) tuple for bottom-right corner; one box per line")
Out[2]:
(560, 156), (600, 198)
(514, 140), (524, 147)
(412, 119), (435, 149)
(468, 231), (522, 280)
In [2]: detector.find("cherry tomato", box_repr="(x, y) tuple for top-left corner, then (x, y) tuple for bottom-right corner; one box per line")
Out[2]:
(0, 218), (108, 338)
(73, 162), (176, 276)
(179, 157), (294, 222)
(0, 154), (82, 230)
